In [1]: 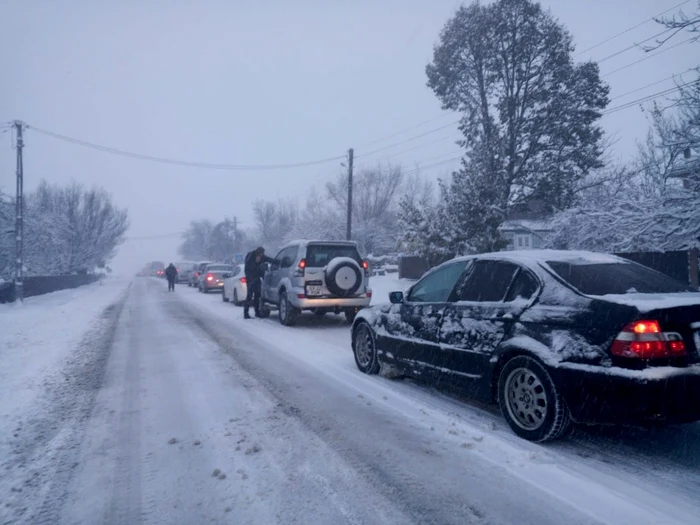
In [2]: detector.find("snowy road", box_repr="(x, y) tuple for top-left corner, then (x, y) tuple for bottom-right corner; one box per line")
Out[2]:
(2, 277), (699, 524)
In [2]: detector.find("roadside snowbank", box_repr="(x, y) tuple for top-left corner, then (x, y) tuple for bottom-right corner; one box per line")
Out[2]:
(0, 277), (129, 442)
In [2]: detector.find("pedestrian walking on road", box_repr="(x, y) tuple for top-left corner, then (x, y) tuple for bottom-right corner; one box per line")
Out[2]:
(165, 263), (178, 292)
(244, 247), (274, 319)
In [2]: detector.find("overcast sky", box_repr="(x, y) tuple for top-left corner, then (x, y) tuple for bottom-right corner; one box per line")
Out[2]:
(0, 0), (697, 273)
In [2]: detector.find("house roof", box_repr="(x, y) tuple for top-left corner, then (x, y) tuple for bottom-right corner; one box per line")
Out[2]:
(499, 219), (553, 233)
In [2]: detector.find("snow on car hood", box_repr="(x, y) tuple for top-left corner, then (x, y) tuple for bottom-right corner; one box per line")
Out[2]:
(597, 292), (700, 313)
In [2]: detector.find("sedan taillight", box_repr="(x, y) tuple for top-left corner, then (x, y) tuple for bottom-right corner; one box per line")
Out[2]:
(240, 277), (247, 284)
(610, 320), (686, 359)
(206, 273), (214, 282)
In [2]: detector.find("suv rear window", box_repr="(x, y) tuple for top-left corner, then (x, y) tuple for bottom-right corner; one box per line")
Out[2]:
(304, 244), (362, 268)
(547, 261), (695, 295)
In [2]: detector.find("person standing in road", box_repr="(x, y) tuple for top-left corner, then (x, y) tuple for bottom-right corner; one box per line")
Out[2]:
(165, 263), (178, 292)
(244, 247), (275, 319)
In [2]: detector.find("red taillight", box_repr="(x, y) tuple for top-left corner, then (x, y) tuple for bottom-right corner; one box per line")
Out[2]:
(240, 277), (246, 284)
(611, 320), (686, 359)
(298, 259), (306, 269)
(366, 291), (372, 298)
(194, 272), (200, 277)
(206, 273), (214, 282)
(362, 260), (369, 270)
(297, 293), (306, 299)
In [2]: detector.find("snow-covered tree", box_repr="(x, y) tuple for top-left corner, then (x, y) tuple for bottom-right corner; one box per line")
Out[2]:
(547, 84), (700, 252)
(178, 220), (214, 260)
(425, 0), (609, 251)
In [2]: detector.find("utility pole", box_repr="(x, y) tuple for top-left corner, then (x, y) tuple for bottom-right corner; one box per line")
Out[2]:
(14, 121), (24, 302)
(346, 148), (354, 241)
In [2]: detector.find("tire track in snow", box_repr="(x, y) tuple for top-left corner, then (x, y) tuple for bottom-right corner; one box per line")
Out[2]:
(0, 286), (130, 525)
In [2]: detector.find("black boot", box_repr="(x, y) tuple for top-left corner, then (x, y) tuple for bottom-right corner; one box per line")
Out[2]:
(244, 310), (251, 319)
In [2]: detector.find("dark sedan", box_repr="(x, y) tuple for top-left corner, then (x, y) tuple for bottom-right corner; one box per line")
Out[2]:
(351, 250), (700, 442)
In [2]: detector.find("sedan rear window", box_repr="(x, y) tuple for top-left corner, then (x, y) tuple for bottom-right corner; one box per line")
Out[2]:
(546, 261), (694, 295)
(207, 265), (233, 272)
(305, 244), (361, 267)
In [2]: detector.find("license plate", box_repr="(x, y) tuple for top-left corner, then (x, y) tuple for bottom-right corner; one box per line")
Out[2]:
(307, 285), (322, 296)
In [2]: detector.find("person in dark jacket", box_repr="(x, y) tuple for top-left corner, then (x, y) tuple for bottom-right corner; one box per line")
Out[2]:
(165, 263), (178, 292)
(244, 247), (275, 318)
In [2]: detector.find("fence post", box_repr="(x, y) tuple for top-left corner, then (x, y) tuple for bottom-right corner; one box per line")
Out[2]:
(690, 248), (699, 289)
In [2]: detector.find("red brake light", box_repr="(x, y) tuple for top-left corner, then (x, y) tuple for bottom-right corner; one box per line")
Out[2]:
(631, 321), (660, 334)
(240, 277), (246, 284)
(206, 273), (214, 281)
(194, 272), (200, 277)
(362, 260), (369, 270)
(298, 259), (306, 269)
(611, 320), (686, 359)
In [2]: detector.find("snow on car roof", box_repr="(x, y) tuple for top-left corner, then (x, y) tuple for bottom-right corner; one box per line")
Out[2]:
(285, 239), (358, 246)
(453, 250), (625, 266)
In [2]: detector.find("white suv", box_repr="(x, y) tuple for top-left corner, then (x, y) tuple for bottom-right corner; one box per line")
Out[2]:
(261, 240), (372, 326)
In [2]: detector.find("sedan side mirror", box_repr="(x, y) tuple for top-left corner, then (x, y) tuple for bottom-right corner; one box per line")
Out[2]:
(389, 291), (404, 304)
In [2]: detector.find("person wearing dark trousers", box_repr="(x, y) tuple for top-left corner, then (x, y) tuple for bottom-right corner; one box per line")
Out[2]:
(165, 263), (178, 292)
(244, 247), (275, 319)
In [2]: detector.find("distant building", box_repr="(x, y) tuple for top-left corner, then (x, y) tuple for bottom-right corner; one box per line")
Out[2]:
(499, 219), (553, 251)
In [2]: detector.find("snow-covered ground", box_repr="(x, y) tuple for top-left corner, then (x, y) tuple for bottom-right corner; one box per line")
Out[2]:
(1, 275), (699, 524)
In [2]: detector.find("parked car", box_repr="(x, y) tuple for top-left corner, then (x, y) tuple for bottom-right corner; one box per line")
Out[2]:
(189, 261), (213, 287)
(261, 240), (372, 326)
(351, 250), (700, 442)
(198, 264), (234, 293)
(148, 261), (165, 277)
(222, 264), (247, 305)
(176, 261), (196, 283)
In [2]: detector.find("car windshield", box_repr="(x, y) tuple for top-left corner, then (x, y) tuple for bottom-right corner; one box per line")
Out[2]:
(546, 261), (696, 295)
(305, 244), (362, 267)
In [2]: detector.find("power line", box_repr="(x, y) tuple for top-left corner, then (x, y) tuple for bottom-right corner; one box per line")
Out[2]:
(25, 124), (346, 171)
(355, 112), (458, 149)
(355, 120), (460, 159)
(602, 79), (700, 115)
(602, 37), (693, 78)
(576, 0), (691, 56)
(609, 69), (695, 101)
(361, 133), (462, 163)
(596, 27), (675, 64)
(402, 155), (463, 176)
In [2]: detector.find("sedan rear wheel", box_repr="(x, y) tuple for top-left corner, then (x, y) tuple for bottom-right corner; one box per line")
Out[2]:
(498, 356), (572, 442)
(352, 323), (380, 374)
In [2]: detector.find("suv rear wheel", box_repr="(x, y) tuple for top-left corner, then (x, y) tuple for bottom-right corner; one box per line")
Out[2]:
(498, 356), (572, 442)
(278, 291), (298, 326)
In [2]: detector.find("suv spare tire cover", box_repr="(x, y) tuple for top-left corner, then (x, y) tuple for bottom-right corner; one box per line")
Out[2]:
(325, 257), (362, 297)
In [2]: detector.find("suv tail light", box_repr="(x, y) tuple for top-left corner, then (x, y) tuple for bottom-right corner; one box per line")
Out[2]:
(194, 272), (200, 277)
(206, 273), (214, 282)
(362, 260), (369, 275)
(240, 277), (246, 284)
(610, 320), (686, 359)
(294, 259), (307, 277)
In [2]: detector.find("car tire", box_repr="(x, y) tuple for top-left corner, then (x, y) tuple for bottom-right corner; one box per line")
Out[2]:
(352, 323), (380, 374)
(233, 290), (240, 306)
(498, 356), (572, 442)
(325, 258), (363, 297)
(345, 308), (358, 324)
(278, 291), (298, 327)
